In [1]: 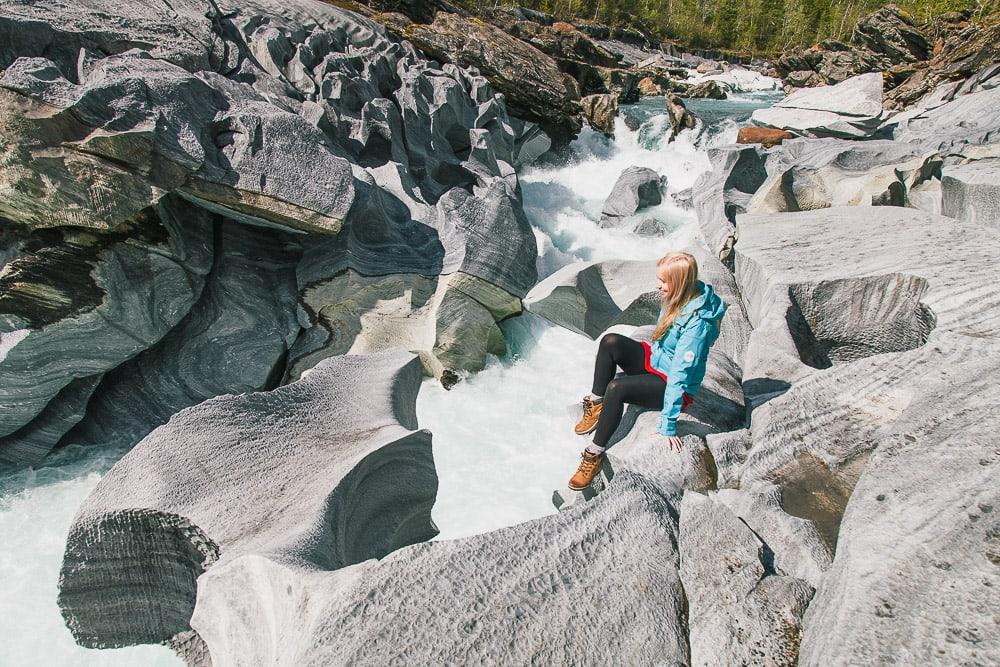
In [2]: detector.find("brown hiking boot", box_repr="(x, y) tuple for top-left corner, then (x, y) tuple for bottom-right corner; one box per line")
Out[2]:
(568, 450), (604, 491)
(574, 397), (603, 435)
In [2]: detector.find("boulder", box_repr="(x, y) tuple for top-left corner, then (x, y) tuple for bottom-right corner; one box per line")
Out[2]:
(851, 5), (929, 64)
(61, 220), (302, 453)
(690, 144), (768, 262)
(580, 93), (618, 137)
(0, 54), (355, 234)
(685, 80), (727, 100)
(600, 166), (664, 224)
(58, 349), (438, 649)
(524, 260), (661, 339)
(751, 73), (885, 139)
(501, 18), (620, 69)
(680, 491), (815, 667)
(747, 138), (942, 213)
(189, 470), (690, 665)
(666, 93), (697, 141)
(0, 196), (213, 459)
(390, 12), (582, 142)
(696, 60), (723, 74)
(509, 117), (552, 167)
(287, 268), (521, 382)
(737, 126), (794, 148)
(941, 158), (1000, 229)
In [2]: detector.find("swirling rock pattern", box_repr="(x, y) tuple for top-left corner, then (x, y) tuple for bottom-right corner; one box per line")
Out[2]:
(63, 220), (302, 452)
(58, 349), (437, 649)
(189, 470), (689, 666)
(691, 143), (767, 261)
(0, 196), (213, 449)
(0, 0), (539, 462)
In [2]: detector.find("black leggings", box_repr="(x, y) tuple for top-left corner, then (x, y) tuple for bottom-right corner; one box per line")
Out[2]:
(591, 333), (666, 448)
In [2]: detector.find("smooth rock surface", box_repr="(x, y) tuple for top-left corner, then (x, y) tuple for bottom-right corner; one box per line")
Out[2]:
(731, 204), (1000, 647)
(680, 491), (815, 667)
(600, 166), (664, 224)
(752, 73), (884, 138)
(191, 470), (690, 666)
(58, 349), (438, 649)
(889, 85), (1000, 153)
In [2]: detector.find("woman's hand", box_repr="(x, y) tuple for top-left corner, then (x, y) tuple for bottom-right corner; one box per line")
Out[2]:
(660, 434), (683, 452)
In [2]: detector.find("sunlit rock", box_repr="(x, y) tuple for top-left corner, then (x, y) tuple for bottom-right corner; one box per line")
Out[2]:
(747, 138), (941, 213)
(58, 349), (436, 650)
(599, 166), (664, 225)
(751, 73), (885, 139)
(190, 470), (689, 666)
(680, 491), (815, 667)
(731, 205), (1000, 661)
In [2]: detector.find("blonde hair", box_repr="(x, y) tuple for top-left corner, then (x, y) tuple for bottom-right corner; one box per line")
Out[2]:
(651, 252), (700, 341)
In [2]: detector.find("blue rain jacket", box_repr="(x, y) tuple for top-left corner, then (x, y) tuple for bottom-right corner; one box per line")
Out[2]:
(649, 280), (727, 436)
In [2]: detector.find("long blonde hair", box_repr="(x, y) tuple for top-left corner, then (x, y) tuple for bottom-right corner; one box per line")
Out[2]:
(651, 252), (700, 341)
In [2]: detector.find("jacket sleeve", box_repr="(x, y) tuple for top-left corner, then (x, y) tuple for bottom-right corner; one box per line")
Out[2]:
(657, 317), (714, 436)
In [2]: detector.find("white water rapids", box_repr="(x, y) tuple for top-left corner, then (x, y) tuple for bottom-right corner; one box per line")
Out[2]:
(0, 84), (780, 665)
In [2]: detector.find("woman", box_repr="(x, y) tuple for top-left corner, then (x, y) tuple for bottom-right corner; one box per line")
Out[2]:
(567, 251), (726, 491)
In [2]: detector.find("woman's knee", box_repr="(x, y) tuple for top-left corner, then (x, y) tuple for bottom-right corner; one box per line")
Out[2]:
(599, 333), (624, 351)
(604, 377), (626, 400)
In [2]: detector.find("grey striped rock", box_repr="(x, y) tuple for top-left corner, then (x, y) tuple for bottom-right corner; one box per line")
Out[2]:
(287, 269), (520, 382)
(747, 138), (941, 214)
(0, 375), (102, 467)
(941, 158), (1000, 229)
(190, 470), (689, 666)
(680, 491), (815, 667)
(0, 196), (213, 449)
(690, 144), (767, 261)
(58, 349), (437, 650)
(729, 206), (1000, 662)
(62, 220), (302, 452)
(600, 166), (664, 225)
(751, 73), (885, 139)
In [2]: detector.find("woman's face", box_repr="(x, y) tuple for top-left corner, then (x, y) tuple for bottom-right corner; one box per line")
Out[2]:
(655, 265), (672, 299)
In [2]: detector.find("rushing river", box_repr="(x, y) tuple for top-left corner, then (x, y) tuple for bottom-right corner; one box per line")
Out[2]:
(0, 83), (780, 664)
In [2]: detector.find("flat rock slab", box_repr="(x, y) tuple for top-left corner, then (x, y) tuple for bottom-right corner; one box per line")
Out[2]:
(58, 349), (438, 649)
(752, 73), (885, 138)
(191, 470), (690, 666)
(889, 85), (1000, 153)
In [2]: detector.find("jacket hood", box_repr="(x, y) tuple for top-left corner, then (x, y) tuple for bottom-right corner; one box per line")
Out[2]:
(680, 280), (726, 323)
